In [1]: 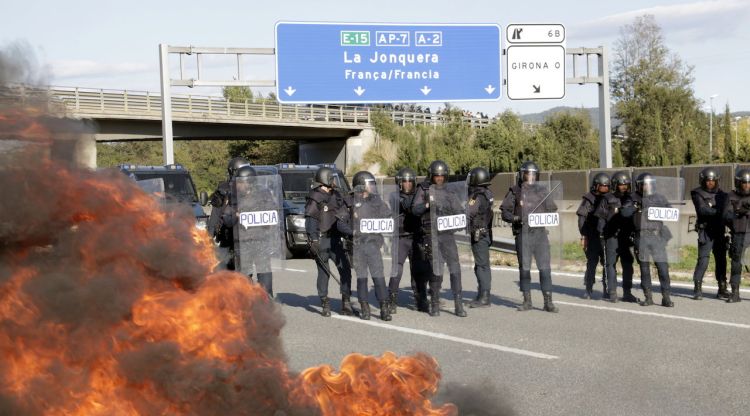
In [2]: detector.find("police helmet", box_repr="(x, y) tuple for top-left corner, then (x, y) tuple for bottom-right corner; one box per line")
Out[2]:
(314, 167), (335, 188)
(518, 161), (539, 185)
(635, 173), (656, 196)
(699, 167), (720, 191)
(234, 165), (257, 178)
(611, 171), (631, 191)
(227, 157), (250, 177)
(395, 167), (417, 194)
(352, 171), (377, 194)
(468, 167), (491, 187)
(428, 160), (449, 182)
(734, 168), (750, 196)
(590, 172), (611, 194)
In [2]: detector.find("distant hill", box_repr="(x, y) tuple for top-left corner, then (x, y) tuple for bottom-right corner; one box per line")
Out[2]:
(520, 106), (605, 126)
(520, 107), (749, 130)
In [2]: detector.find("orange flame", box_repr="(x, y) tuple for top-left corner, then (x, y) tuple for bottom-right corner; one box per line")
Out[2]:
(0, 106), (457, 415)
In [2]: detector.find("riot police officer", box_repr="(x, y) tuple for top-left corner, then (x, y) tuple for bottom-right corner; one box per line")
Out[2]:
(577, 173), (610, 299)
(227, 165), (275, 296)
(336, 171), (392, 320)
(632, 173), (674, 307)
(304, 166), (353, 317)
(601, 171), (639, 302)
(690, 167), (729, 300)
(387, 167), (430, 313)
(500, 161), (559, 313)
(412, 160), (467, 317)
(467, 167), (494, 308)
(723, 168), (750, 303)
(208, 156), (251, 270)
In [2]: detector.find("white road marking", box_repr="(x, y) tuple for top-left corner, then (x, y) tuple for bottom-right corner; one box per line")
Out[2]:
(278, 268), (306, 272)
(555, 301), (750, 329)
(332, 315), (559, 360)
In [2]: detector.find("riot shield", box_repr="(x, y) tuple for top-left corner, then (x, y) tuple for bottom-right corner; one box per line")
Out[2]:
(520, 180), (563, 270)
(381, 181), (402, 280)
(429, 181), (469, 277)
(351, 180), (397, 283)
(637, 176), (684, 263)
(232, 174), (285, 275)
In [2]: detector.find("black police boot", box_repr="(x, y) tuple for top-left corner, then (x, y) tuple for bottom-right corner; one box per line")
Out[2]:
(470, 290), (491, 308)
(693, 281), (703, 300)
(717, 280), (730, 299)
(320, 296), (331, 317)
(429, 292), (441, 317)
(608, 290), (619, 303)
(621, 289), (639, 303)
(379, 302), (392, 321)
(359, 301), (371, 320)
(640, 288), (654, 306)
(543, 291), (559, 313)
(583, 285), (593, 300)
(416, 293), (430, 313)
(517, 291), (533, 311)
(341, 295), (354, 316)
(661, 289), (674, 307)
(454, 293), (467, 317)
(388, 290), (398, 314)
(726, 283), (741, 303)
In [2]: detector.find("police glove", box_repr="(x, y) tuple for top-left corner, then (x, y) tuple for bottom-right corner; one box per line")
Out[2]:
(580, 236), (588, 251)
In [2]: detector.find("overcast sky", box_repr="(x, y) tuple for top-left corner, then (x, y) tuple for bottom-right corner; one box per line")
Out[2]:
(2, 0), (748, 115)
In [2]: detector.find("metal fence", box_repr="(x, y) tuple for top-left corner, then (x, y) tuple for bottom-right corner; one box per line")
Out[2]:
(4, 85), (522, 129)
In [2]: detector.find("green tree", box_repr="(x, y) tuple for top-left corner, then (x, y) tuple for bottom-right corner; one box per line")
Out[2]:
(721, 104), (733, 162)
(611, 14), (701, 166)
(221, 86), (296, 165)
(223, 86), (253, 103)
(475, 110), (528, 172)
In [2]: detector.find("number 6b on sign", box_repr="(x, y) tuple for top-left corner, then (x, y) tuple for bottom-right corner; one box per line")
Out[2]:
(528, 212), (559, 227)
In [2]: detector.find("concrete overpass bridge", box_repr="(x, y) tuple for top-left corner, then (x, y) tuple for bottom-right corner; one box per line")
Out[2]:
(14, 86), (532, 172)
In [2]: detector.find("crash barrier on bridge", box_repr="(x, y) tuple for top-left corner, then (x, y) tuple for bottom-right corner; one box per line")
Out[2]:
(7, 85), (525, 129)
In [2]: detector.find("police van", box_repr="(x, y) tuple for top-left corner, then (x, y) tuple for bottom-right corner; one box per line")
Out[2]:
(118, 164), (210, 230)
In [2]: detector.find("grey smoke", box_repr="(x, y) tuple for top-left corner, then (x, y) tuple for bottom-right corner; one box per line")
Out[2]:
(0, 40), (49, 86)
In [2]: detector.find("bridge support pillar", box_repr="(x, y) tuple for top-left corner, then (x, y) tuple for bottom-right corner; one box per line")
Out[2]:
(345, 127), (375, 175)
(51, 133), (97, 170)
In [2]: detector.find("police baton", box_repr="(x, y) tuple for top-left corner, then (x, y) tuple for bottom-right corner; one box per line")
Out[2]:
(307, 240), (342, 286)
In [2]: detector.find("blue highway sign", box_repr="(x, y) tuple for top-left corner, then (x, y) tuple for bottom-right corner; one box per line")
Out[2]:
(275, 22), (501, 103)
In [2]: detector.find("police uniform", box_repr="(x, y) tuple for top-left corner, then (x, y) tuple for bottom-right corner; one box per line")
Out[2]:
(596, 183), (638, 302)
(412, 160), (467, 317)
(500, 183), (557, 293)
(336, 185), (392, 320)
(304, 184), (353, 316)
(577, 190), (606, 298)
(468, 184), (494, 307)
(387, 186), (430, 313)
(723, 177), (750, 303)
(228, 170), (276, 296)
(632, 188), (673, 307)
(690, 184), (729, 299)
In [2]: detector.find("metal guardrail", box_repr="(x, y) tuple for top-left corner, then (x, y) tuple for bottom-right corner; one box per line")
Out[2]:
(6, 85), (510, 128)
